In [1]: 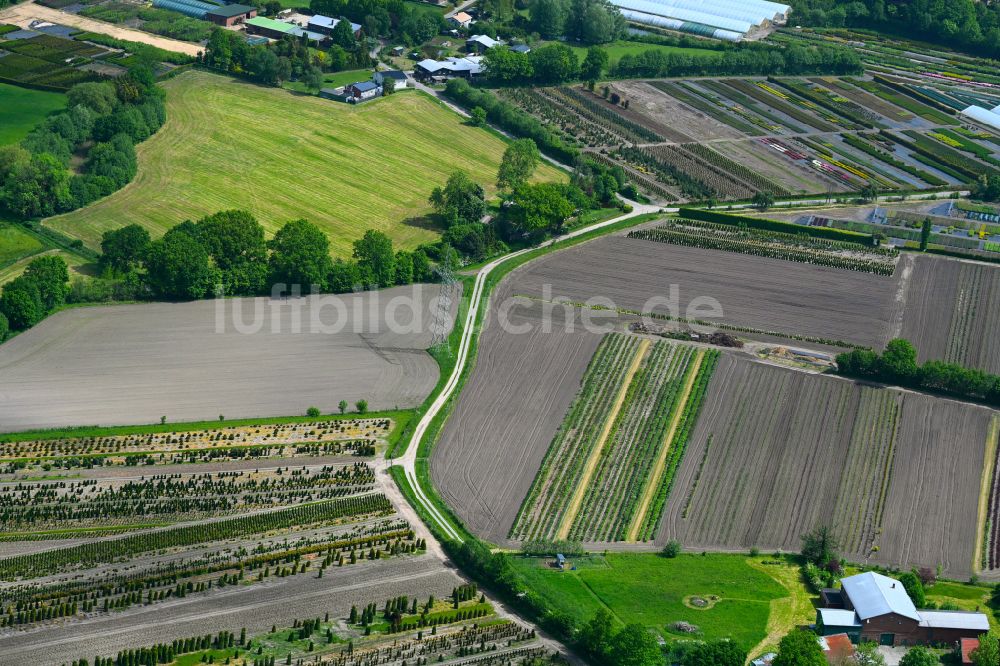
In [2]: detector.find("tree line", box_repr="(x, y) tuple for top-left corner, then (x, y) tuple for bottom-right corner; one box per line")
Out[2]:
(611, 41), (862, 79)
(200, 27), (370, 88)
(837, 338), (1000, 406)
(791, 0), (1000, 61)
(98, 211), (448, 301)
(429, 137), (630, 250)
(310, 0), (448, 47)
(0, 71), (165, 220)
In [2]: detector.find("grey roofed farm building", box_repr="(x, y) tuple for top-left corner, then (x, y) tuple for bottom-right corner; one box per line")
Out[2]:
(466, 34), (502, 52)
(510, 43), (530, 53)
(414, 55), (483, 80)
(817, 572), (988, 647)
(841, 571), (920, 621)
(306, 14), (362, 36)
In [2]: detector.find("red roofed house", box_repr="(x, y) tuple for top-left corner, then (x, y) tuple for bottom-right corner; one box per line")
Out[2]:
(961, 637), (980, 665)
(820, 633), (855, 665)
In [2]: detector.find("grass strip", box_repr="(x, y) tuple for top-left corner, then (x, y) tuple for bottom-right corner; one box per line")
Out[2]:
(556, 338), (650, 540)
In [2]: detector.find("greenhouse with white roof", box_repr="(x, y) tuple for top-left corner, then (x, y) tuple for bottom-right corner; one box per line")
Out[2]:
(610, 0), (791, 41)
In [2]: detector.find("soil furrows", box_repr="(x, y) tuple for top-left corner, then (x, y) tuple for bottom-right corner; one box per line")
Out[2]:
(832, 388), (901, 556)
(690, 364), (781, 544)
(945, 264), (985, 366)
(743, 376), (843, 549)
(509, 333), (641, 540)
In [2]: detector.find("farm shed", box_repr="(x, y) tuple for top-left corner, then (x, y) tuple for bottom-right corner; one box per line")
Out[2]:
(820, 572), (988, 647)
(448, 11), (473, 28)
(374, 70), (408, 88)
(206, 4), (257, 26)
(245, 16), (327, 44)
(307, 14), (361, 36)
(414, 55), (483, 80)
(817, 609), (862, 642)
(346, 80), (379, 101)
(818, 634), (855, 665)
(466, 34), (502, 52)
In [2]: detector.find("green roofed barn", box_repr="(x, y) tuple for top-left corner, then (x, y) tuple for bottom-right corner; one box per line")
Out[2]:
(244, 16), (327, 44)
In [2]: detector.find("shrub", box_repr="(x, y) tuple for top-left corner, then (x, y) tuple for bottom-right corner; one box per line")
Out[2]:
(661, 540), (681, 558)
(306, 406), (321, 417)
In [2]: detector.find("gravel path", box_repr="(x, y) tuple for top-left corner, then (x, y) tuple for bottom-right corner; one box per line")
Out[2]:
(0, 2), (203, 56)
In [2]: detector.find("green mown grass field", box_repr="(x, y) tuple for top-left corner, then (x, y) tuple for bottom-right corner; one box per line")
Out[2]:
(563, 40), (719, 63)
(0, 224), (46, 268)
(0, 82), (65, 146)
(44, 70), (565, 258)
(511, 553), (789, 652)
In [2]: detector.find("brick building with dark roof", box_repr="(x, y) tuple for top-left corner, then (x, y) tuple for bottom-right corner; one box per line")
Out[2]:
(817, 572), (988, 647)
(206, 4), (257, 26)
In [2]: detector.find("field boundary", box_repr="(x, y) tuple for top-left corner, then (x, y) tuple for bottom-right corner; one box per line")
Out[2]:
(626, 349), (705, 542)
(975, 414), (1000, 572)
(556, 338), (650, 540)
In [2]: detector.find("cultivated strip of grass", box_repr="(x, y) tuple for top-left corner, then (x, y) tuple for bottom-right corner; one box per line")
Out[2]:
(626, 349), (703, 542)
(556, 338), (650, 540)
(976, 415), (1000, 572)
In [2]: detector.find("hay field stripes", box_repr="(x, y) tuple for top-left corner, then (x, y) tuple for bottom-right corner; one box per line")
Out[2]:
(509, 333), (643, 541)
(555, 338), (650, 540)
(569, 343), (697, 542)
(43, 71), (564, 258)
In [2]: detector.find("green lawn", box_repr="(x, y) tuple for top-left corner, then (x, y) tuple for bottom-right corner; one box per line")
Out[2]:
(44, 70), (564, 258)
(512, 553), (791, 651)
(0, 82), (65, 146)
(0, 248), (90, 285)
(0, 224), (46, 268)
(563, 40), (719, 63)
(283, 68), (375, 93)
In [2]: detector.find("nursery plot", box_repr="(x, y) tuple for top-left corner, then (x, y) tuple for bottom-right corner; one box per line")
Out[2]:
(509, 333), (646, 542)
(617, 81), (748, 142)
(0, 554), (463, 666)
(810, 77), (923, 127)
(508, 234), (898, 349)
(899, 255), (1000, 374)
(431, 298), (603, 545)
(510, 333), (719, 544)
(0, 284), (459, 431)
(710, 139), (838, 195)
(658, 356), (991, 577)
(876, 393), (993, 577)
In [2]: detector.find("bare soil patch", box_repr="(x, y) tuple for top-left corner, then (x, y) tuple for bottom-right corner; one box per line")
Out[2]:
(616, 81), (747, 143)
(657, 355), (992, 578)
(0, 2), (203, 56)
(508, 235), (898, 348)
(0, 285), (458, 431)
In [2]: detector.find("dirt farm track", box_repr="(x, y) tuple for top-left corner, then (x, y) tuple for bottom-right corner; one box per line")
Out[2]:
(0, 284), (458, 431)
(0, 2), (203, 56)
